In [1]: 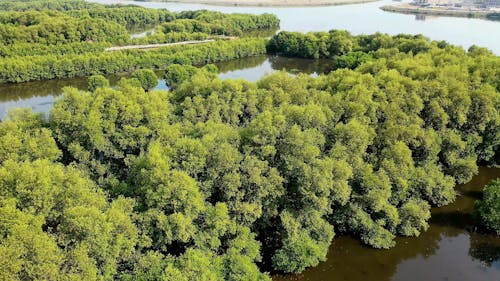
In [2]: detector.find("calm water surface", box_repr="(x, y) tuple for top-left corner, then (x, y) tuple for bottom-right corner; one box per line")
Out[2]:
(2, 1), (500, 279)
(0, 56), (331, 118)
(0, 54), (499, 281)
(88, 0), (500, 54)
(274, 167), (500, 281)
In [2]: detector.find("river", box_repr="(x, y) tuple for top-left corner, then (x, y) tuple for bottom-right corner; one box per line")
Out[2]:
(0, 53), (498, 281)
(88, 0), (500, 54)
(1, 1), (500, 280)
(0, 55), (333, 118)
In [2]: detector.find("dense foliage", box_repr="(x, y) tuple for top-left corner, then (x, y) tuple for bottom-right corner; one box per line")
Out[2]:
(486, 13), (500, 21)
(87, 74), (110, 92)
(0, 38), (266, 83)
(132, 69), (159, 91)
(0, 0), (100, 11)
(269, 30), (449, 59)
(67, 5), (175, 27)
(0, 11), (129, 45)
(0, 7), (277, 47)
(0, 1), (279, 83)
(476, 180), (500, 234)
(1, 29), (498, 279)
(0, 42), (111, 58)
(163, 10), (280, 36)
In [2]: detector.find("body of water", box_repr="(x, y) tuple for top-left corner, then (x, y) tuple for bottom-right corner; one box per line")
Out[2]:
(275, 166), (500, 281)
(0, 56), (332, 118)
(89, 0), (500, 54)
(2, 53), (498, 281)
(1, 1), (500, 280)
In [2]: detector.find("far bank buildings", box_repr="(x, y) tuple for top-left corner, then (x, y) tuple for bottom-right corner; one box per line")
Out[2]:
(413, 0), (500, 7)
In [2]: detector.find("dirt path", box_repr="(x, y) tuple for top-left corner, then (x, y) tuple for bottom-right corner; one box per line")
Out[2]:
(106, 37), (237, 51)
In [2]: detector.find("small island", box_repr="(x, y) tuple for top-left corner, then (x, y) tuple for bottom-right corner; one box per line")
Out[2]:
(381, 0), (500, 21)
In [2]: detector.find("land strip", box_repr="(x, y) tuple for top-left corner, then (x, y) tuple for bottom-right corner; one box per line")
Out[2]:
(106, 37), (238, 51)
(381, 4), (499, 20)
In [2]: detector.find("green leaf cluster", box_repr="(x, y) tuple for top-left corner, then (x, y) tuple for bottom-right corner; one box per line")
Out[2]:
(1, 28), (499, 279)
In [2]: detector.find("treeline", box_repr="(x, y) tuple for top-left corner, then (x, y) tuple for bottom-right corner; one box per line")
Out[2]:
(0, 0), (279, 70)
(267, 30), (500, 90)
(67, 5), (175, 27)
(1, 32), (498, 280)
(268, 30), (447, 58)
(166, 10), (280, 36)
(129, 31), (212, 46)
(0, 38), (267, 83)
(0, 41), (110, 58)
(0, 1), (279, 47)
(132, 10), (280, 45)
(0, 11), (129, 45)
(476, 179), (500, 234)
(486, 12), (500, 21)
(0, 0), (100, 11)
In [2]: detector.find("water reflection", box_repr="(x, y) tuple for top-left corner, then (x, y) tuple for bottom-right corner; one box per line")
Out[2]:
(241, 27), (280, 38)
(274, 167), (500, 281)
(130, 28), (156, 38)
(0, 56), (328, 118)
(0, 76), (123, 118)
(268, 56), (333, 74)
(216, 55), (333, 81)
(215, 56), (268, 74)
(414, 15), (439, 21)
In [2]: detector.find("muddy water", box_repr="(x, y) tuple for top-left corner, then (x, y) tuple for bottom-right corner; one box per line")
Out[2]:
(0, 52), (498, 281)
(274, 166), (500, 281)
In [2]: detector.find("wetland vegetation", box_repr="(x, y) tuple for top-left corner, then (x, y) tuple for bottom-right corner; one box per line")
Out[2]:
(0, 1), (499, 281)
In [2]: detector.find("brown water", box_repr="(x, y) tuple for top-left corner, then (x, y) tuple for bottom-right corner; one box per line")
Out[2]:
(0, 52), (498, 280)
(274, 166), (500, 281)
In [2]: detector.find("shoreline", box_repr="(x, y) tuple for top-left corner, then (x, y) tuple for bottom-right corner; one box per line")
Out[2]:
(142, 0), (379, 7)
(381, 4), (499, 20)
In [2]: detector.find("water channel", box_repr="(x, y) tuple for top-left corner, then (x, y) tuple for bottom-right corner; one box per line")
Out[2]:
(275, 167), (500, 281)
(0, 1), (499, 280)
(89, 0), (500, 54)
(1, 52), (498, 281)
(0, 55), (334, 118)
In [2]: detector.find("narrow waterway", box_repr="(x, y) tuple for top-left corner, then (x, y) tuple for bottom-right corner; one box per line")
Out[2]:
(0, 55), (333, 118)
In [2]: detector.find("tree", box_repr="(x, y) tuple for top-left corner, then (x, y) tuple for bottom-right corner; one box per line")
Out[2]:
(476, 179), (500, 234)
(0, 108), (61, 163)
(50, 86), (171, 185)
(87, 74), (110, 92)
(132, 69), (159, 92)
(0, 159), (138, 280)
(272, 210), (334, 273)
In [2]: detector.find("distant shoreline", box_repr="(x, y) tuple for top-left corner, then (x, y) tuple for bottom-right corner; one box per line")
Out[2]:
(381, 4), (499, 20)
(139, 0), (379, 7)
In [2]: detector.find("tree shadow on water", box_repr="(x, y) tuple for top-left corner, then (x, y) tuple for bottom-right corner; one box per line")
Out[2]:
(430, 211), (476, 231)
